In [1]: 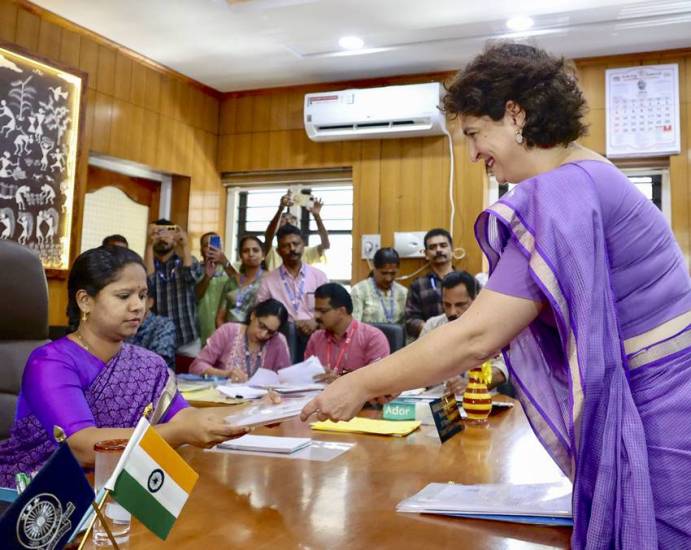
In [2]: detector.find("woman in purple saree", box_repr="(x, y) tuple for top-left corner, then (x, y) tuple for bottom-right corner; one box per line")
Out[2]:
(0, 246), (246, 487)
(301, 43), (691, 548)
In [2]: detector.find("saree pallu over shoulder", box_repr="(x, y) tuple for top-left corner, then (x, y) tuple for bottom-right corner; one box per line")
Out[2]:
(0, 343), (176, 486)
(475, 164), (660, 549)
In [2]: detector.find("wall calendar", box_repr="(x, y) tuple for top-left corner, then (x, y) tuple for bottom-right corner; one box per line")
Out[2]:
(605, 63), (680, 159)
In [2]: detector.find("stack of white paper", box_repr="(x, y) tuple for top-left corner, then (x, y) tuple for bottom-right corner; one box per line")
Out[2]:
(397, 481), (573, 526)
(224, 397), (312, 428)
(218, 434), (311, 454)
(217, 385), (268, 399)
(246, 357), (326, 392)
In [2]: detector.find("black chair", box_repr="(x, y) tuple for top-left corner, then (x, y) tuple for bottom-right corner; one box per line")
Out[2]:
(280, 321), (302, 364)
(367, 322), (406, 353)
(0, 241), (49, 439)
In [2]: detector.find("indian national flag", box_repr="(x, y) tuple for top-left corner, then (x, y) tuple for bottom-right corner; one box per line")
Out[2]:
(105, 417), (199, 540)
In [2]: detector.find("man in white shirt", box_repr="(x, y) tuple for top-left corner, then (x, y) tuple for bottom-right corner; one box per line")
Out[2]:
(421, 271), (508, 392)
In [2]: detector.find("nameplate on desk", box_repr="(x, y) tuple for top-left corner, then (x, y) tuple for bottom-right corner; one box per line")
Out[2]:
(383, 399), (417, 421)
(429, 393), (463, 443)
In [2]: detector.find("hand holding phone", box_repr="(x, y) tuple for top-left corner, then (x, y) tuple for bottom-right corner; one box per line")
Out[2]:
(209, 235), (222, 249)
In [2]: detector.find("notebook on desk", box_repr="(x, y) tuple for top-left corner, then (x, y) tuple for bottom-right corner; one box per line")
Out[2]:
(218, 435), (311, 454)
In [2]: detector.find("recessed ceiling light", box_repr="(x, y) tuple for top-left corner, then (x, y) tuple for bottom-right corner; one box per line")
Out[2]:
(338, 36), (365, 50)
(506, 16), (534, 32)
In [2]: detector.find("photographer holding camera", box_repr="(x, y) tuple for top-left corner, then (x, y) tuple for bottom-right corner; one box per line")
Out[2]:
(144, 219), (204, 357)
(263, 190), (330, 271)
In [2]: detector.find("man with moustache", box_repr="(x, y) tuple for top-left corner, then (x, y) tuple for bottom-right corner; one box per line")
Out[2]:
(262, 191), (331, 271)
(405, 228), (456, 339)
(256, 224), (328, 359)
(306, 283), (390, 383)
(144, 219), (203, 356)
(420, 271), (508, 392)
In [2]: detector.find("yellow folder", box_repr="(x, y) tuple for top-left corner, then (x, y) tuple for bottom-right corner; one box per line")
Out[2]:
(311, 417), (421, 437)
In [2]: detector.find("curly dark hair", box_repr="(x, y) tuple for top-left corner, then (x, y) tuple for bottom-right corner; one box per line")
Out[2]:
(442, 42), (588, 148)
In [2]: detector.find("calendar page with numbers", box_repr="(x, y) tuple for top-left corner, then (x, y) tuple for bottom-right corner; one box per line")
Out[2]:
(605, 64), (680, 158)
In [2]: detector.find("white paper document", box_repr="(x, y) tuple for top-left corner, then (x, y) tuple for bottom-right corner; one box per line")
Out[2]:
(275, 356), (325, 384)
(224, 397), (312, 428)
(397, 481), (573, 521)
(209, 440), (353, 462)
(218, 434), (311, 454)
(217, 384), (268, 399)
(247, 358), (326, 391)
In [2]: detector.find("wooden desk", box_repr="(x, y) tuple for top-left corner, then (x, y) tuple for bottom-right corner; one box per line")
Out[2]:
(93, 402), (572, 549)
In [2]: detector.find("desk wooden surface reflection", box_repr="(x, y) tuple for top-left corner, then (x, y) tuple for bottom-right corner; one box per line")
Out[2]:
(92, 400), (572, 549)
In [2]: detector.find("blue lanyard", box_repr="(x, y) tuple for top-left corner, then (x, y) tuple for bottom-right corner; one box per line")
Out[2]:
(279, 265), (306, 314)
(243, 333), (264, 377)
(370, 278), (395, 323)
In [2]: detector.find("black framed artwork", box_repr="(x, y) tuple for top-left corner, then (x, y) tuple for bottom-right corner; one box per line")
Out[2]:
(0, 43), (86, 272)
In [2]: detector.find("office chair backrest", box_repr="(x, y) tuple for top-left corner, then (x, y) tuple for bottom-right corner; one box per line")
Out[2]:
(0, 241), (49, 439)
(367, 322), (406, 354)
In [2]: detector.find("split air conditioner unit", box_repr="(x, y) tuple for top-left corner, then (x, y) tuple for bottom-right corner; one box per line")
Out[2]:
(304, 82), (447, 142)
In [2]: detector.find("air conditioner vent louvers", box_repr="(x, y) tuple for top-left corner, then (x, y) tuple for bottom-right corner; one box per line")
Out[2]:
(304, 83), (446, 142)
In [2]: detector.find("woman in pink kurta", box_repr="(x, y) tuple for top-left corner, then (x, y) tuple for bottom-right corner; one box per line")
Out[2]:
(190, 299), (291, 381)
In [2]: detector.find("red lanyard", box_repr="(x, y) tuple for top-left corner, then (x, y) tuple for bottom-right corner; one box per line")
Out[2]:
(326, 323), (358, 374)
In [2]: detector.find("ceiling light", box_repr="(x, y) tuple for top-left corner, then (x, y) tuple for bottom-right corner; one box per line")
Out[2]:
(338, 36), (364, 50)
(506, 16), (534, 32)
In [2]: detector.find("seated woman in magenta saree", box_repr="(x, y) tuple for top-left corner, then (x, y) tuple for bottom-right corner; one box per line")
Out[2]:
(1, 245), (245, 488)
(0, 338), (185, 487)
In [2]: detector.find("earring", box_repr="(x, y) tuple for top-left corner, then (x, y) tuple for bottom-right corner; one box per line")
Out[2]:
(81, 310), (88, 322)
(515, 130), (524, 145)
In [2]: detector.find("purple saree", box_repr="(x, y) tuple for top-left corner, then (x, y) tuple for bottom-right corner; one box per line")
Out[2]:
(0, 338), (187, 487)
(476, 160), (691, 549)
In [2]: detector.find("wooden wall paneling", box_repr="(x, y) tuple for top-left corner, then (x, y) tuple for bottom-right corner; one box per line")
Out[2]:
(37, 18), (61, 58)
(14, 6), (39, 52)
(379, 139), (402, 245)
(319, 139), (343, 167)
(286, 89), (304, 130)
(178, 120), (194, 175)
(140, 109), (159, 168)
(235, 94), (254, 133)
(217, 133), (233, 172)
(108, 97), (130, 159)
(302, 131), (323, 168)
(170, 77), (183, 121)
(0, 2), (18, 42)
(232, 133), (253, 171)
(250, 131), (270, 170)
(267, 130), (291, 169)
(113, 51), (132, 101)
(128, 104), (145, 163)
(420, 137), (446, 231)
(269, 92), (289, 130)
(158, 75), (173, 118)
(143, 66), (161, 112)
(398, 138), (424, 231)
(83, 87), (96, 149)
(129, 61), (146, 106)
(155, 115), (173, 171)
(78, 36), (98, 85)
(251, 93), (271, 132)
(96, 44), (115, 95)
(578, 64), (606, 110)
(58, 27), (80, 68)
(208, 93), (219, 135)
(91, 92), (113, 154)
(47, 279), (67, 325)
(286, 129), (306, 169)
(219, 95), (237, 134)
(170, 175), (191, 230)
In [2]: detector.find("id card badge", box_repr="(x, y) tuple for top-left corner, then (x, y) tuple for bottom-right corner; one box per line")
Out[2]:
(429, 390), (464, 443)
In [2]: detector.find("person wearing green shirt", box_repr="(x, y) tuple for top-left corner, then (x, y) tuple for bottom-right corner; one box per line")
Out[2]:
(196, 232), (236, 346)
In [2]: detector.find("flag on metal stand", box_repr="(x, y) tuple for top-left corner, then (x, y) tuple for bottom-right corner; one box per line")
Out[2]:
(0, 442), (94, 550)
(104, 417), (199, 540)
